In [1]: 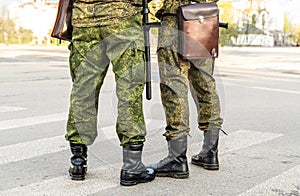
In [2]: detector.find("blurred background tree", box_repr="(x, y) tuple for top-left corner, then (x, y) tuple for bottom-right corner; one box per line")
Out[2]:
(18, 27), (33, 44)
(0, 18), (17, 44)
(0, 5), (33, 45)
(295, 25), (300, 46)
(283, 13), (300, 46)
(218, 1), (239, 46)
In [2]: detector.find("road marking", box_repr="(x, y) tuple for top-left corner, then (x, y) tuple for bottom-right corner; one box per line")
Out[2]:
(219, 68), (300, 82)
(239, 164), (300, 196)
(0, 119), (164, 165)
(220, 130), (284, 153)
(0, 129), (283, 195)
(0, 165), (118, 196)
(0, 125), (115, 166)
(0, 129), (285, 195)
(0, 106), (27, 113)
(251, 86), (300, 95)
(189, 130), (284, 155)
(0, 113), (67, 131)
(224, 82), (300, 95)
(0, 135), (68, 166)
(0, 129), (282, 166)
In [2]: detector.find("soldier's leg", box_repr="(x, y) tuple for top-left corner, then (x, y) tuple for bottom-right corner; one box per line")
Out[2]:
(111, 47), (155, 186)
(158, 48), (190, 140)
(148, 15), (190, 178)
(157, 15), (190, 141)
(66, 27), (110, 180)
(188, 59), (223, 131)
(105, 14), (155, 186)
(188, 58), (224, 170)
(112, 48), (146, 146)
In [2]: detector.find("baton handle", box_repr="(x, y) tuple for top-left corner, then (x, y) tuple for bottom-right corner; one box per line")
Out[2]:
(219, 22), (229, 29)
(142, 0), (164, 100)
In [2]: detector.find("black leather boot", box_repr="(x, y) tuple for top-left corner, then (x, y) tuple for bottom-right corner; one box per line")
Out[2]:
(120, 143), (155, 186)
(191, 130), (219, 170)
(147, 136), (189, 179)
(69, 143), (88, 180)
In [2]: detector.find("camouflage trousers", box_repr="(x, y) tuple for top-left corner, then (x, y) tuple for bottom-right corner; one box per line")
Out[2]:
(157, 15), (223, 140)
(65, 14), (147, 146)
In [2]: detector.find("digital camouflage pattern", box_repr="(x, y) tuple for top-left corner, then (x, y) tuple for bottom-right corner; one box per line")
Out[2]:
(66, 11), (147, 146)
(72, 1), (143, 27)
(157, 9), (223, 139)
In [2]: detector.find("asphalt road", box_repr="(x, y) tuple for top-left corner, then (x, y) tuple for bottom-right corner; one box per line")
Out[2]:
(0, 45), (300, 196)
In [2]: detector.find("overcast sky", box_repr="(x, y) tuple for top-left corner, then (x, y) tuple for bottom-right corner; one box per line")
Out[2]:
(273, 0), (300, 24)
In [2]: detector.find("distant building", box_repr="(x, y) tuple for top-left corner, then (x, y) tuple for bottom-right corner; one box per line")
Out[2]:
(8, 0), (58, 45)
(231, 0), (284, 46)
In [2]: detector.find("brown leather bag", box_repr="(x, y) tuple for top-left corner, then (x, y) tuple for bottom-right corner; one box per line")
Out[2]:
(178, 2), (219, 59)
(51, 0), (73, 41)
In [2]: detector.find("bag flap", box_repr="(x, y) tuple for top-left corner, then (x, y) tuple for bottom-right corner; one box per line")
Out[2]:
(51, 0), (73, 41)
(179, 2), (219, 20)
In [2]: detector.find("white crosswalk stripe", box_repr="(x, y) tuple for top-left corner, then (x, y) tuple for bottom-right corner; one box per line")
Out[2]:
(0, 105), (294, 195)
(0, 128), (285, 195)
(0, 165), (118, 196)
(0, 113), (67, 131)
(239, 164), (300, 196)
(0, 135), (67, 166)
(0, 119), (164, 165)
(0, 129), (283, 167)
(218, 130), (284, 154)
(0, 106), (27, 113)
(0, 125), (118, 166)
(223, 81), (300, 95)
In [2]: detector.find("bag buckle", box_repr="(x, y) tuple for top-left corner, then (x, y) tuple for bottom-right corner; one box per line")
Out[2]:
(198, 16), (204, 23)
(211, 48), (217, 57)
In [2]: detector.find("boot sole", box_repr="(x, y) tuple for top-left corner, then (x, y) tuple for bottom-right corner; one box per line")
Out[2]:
(191, 161), (219, 170)
(69, 167), (87, 180)
(120, 178), (155, 186)
(156, 171), (189, 179)
(70, 174), (86, 180)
